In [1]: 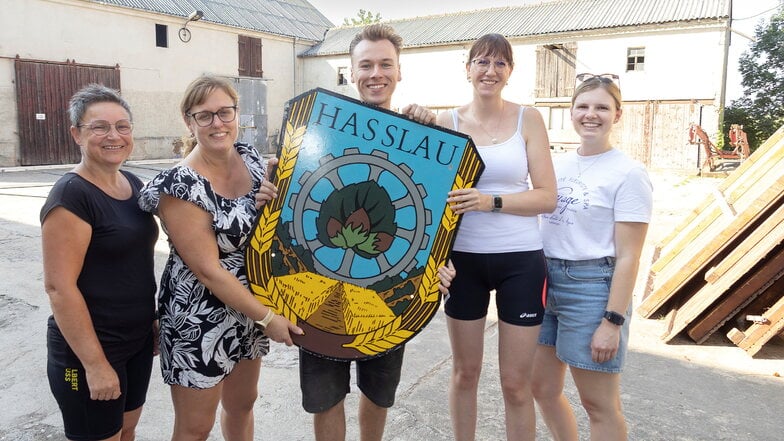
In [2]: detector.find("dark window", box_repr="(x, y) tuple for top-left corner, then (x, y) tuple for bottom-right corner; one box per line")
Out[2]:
(155, 24), (168, 48)
(535, 43), (577, 99)
(238, 35), (263, 78)
(627, 47), (645, 71)
(337, 66), (349, 86)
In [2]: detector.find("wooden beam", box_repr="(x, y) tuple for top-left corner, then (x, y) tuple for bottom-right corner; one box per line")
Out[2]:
(686, 248), (784, 343)
(649, 203), (721, 274)
(705, 202), (784, 284)
(639, 181), (784, 318)
(726, 293), (784, 356)
(649, 196), (715, 267)
(639, 126), (784, 319)
(661, 209), (784, 342)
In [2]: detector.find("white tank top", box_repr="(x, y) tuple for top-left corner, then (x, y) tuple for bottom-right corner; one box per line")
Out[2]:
(451, 106), (543, 253)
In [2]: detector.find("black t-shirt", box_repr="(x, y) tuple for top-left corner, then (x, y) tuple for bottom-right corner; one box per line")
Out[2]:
(41, 171), (158, 361)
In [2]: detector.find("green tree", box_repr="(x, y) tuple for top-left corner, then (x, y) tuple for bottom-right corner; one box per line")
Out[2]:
(343, 9), (382, 26)
(724, 7), (784, 150)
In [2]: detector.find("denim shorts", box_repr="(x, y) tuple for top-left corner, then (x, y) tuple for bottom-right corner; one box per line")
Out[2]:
(538, 257), (631, 373)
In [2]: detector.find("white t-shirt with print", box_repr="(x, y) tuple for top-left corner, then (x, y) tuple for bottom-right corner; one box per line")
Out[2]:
(541, 148), (653, 260)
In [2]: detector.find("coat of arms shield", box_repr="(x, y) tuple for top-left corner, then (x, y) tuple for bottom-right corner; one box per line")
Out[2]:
(246, 88), (484, 359)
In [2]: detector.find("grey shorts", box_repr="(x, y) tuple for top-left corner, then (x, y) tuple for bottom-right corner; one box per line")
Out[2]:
(299, 346), (405, 413)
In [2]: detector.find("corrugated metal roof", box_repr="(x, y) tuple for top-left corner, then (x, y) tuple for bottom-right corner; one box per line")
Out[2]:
(301, 0), (730, 56)
(83, 0), (333, 41)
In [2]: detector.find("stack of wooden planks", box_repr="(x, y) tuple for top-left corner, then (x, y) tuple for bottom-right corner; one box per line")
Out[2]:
(638, 125), (784, 356)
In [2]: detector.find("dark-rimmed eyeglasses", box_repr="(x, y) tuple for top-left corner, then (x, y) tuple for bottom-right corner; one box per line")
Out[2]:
(576, 73), (620, 87)
(77, 120), (133, 136)
(471, 58), (510, 72)
(186, 106), (238, 127)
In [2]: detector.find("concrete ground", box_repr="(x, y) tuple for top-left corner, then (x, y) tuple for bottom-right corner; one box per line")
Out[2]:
(0, 161), (782, 441)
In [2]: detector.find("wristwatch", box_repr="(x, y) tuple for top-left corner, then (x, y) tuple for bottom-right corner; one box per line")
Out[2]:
(603, 310), (625, 326)
(491, 194), (503, 212)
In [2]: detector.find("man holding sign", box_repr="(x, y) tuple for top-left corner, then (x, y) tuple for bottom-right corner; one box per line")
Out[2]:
(298, 24), (454, 441)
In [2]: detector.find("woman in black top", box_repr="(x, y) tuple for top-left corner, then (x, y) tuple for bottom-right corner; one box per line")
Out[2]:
(41, 84), (158, 441)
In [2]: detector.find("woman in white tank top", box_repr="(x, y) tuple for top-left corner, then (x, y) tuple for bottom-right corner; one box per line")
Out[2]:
(435, 33), (556, 441)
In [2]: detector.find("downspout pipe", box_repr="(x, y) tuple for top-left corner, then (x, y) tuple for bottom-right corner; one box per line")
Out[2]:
(717, 0), (732, 147)
(293, 37), (298, 95)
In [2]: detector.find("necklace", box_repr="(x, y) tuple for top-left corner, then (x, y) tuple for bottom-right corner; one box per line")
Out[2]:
(472, 102), (504, 144)
(576, 148), (603, 176)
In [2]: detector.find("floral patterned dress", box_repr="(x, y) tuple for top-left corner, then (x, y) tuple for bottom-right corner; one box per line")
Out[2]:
(139, 142), (269, 388)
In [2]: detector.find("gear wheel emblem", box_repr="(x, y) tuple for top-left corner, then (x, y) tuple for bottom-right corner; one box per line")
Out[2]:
(288, 148), (431, 286)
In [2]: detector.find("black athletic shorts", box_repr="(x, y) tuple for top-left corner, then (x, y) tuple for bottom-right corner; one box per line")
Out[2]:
(299, 346), (404, 413)
(445, 249), (547, 326)
(47, 328), (154, 441)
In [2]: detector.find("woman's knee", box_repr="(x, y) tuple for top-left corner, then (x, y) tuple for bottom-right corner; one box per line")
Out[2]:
(221, 390), (257, 415)
(580, 394), (621, 420)
(500, 375), (533, 406)
(531, 376), (562, 402)
(451, 362), (482, 389)
(174, 415), (216, 440)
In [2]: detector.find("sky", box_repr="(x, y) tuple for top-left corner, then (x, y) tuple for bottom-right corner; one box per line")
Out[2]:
(305, 0), (782, 102)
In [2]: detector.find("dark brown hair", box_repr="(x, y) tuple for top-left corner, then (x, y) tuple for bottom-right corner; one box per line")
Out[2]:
(467, 33), (514, 68)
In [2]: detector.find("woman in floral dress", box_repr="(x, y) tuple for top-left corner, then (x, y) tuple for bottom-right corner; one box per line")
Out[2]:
(139, 75), (301, 440)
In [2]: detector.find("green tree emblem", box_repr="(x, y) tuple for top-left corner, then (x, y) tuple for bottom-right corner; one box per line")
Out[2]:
(316, 181), (397, 259)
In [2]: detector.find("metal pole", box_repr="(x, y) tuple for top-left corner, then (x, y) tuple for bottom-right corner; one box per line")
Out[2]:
(717, 0), (733, 147)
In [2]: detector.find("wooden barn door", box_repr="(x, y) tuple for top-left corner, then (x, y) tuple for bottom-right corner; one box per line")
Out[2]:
(534, 42), (577, 99)
(15, 59), (120, 165)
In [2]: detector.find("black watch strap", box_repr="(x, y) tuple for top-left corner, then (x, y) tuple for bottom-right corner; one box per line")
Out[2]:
(603, 310), (625, 326)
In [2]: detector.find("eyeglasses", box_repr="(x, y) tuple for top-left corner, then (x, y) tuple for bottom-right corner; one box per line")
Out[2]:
(471, 58), (510, 72)
(576, 73), (620, 87)
(186, 106), (238, 127)
(77, 120), (133, 135)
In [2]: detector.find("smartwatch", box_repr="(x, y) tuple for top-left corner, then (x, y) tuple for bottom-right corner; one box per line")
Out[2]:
(491, 194), (503, 213)
(603, 310), (625, 326)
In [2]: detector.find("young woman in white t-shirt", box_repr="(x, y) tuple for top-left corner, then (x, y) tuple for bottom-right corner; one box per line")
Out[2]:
(532, 74), (653, 441)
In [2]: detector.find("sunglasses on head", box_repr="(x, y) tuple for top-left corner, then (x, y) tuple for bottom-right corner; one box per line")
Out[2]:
(575, 73), (620, 86)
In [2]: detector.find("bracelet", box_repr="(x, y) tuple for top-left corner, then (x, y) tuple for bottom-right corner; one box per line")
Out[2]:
(255, 309), (275, 329)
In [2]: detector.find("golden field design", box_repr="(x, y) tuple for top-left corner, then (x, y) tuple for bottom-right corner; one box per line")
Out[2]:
(275, 272), (396, 335)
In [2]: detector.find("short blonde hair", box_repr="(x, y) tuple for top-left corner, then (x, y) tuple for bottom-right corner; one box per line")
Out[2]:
(349, 24), (403, 58)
